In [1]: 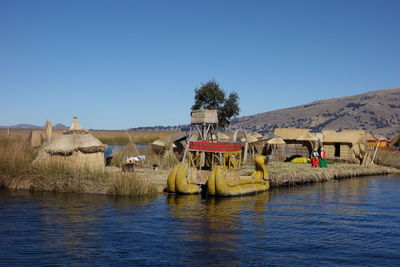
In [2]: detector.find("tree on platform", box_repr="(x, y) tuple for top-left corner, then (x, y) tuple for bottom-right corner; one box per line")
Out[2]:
(191, 80), (240, 128)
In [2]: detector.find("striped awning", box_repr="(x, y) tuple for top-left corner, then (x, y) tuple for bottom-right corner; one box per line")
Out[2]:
(189, 141), (242, 152)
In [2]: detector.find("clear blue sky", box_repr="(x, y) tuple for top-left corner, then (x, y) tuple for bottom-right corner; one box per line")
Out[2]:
(1, 0), (399, 129)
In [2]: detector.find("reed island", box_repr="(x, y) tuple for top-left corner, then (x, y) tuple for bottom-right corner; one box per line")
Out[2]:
(0, 114), (399, 197)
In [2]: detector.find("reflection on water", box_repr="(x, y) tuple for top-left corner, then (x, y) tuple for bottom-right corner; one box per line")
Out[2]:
(1, 175), (400, 265)
(166, 194), (271, 264)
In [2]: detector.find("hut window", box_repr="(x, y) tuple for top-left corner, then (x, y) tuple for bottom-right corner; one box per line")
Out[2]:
(334, 143), (341, 157)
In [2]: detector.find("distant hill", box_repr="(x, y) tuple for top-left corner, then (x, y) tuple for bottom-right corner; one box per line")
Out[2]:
(11, 124), (41, 129)
(53, 123), (68, 129)
(229, 88), (400, 138)
(0, 123), (68, 130)
(129, 125), (189, 132)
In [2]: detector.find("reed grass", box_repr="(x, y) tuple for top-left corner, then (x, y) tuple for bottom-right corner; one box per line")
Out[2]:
(0, 136), (158, 196)
(91, 130), (177, 145)
(1, 128), (178, 145)
(2, 134), (398, 196)
(109, 144), (178, 170)
(264, 161), (398, 187)
(136, 147), (179, 170)
(375, 150), (400, 169)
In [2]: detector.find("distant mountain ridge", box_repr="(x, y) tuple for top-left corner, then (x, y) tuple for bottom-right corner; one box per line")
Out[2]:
(0, 123), (68, 129)
(53, 123), (68, 129)
(7, 124), (41, 129)
(229, 88), (400, 137)
(3, 88), (399, 137)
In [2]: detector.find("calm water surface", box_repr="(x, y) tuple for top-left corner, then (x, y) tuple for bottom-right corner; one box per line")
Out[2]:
(1, 175), (400, 266)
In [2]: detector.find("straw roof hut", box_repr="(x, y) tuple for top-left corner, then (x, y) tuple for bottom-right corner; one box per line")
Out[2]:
(266, 137), (286, 145)
(260, 134), (286, 161)
(240, 134), (259, 144)
(33, 117), (106, 169)
(151, 137), (177, 154)
(152, 138), (177, 148)
(322, 130), (367, 162)
(273, 128), (314, 159)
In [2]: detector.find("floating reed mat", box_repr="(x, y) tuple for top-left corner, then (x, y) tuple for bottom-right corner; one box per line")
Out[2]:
(267, 162), (399, 187)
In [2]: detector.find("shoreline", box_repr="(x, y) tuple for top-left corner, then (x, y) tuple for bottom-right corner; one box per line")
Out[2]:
(1, 163), (399, 196)
(267, 162), (399, 188)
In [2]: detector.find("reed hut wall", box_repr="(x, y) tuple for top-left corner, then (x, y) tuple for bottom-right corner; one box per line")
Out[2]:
(34, 150), (105, 170)
(284, 140), (312, 158)
(265, 141), (311, 160)
(322, 129), (366, 161)
(323, 142), (355, 160)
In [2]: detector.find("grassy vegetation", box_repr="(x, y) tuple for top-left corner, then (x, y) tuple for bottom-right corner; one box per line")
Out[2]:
(0, 128), (178, 145)
(91, 130), (177, 145)
(241, 161), (399, 187)
(0, 135), (158, 196)
(375, 150), (400, 169)
(1, 130), (398, 196)
(109, 144), (178, 170)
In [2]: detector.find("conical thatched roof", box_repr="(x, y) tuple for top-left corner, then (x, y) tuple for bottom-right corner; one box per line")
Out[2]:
(266, 137), (286, 145)
(248, 132), (263, 139)
(63, 116), (88, 134)
(44, 117), (105, 156)
(241, 134), (259, 143)
(262, 133), (277, 141)
(152, 138), (177, 148)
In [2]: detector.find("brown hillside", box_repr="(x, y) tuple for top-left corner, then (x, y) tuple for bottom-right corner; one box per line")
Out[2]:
(229, 88), (400, 138)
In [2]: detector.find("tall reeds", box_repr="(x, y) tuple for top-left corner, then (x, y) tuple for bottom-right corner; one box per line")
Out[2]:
(265, 161), (398, 187)
(375, 150), (400, 169)
(91, 130), (176, 145)
(0, 135), (158, 196)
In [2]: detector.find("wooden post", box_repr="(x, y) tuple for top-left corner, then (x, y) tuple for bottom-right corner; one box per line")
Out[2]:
(243, 142), (248, 163)
(45, 120), (52, 143)
(371, 138), (382, 164)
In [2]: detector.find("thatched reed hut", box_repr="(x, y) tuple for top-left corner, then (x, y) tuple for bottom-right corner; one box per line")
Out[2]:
(151, 138), (177, 155)
(322, 130), (366, 162)
(33, 117), (105, 169)
(273, 128), (316, 160)
(239, 132), (263, 157)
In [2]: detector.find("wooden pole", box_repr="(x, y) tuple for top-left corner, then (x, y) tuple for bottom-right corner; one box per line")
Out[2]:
(371, 138), (382, 164)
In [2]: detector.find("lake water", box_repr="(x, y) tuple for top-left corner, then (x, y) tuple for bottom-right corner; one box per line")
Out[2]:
(1, 174), (400, 266)
(104, 145), (148, 158)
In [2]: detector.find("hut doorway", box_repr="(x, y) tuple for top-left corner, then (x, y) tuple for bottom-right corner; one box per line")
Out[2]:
(334, 143), (341, 157)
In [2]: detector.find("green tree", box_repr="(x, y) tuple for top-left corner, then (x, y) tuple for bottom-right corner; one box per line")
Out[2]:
(191, 80), (240, 128)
